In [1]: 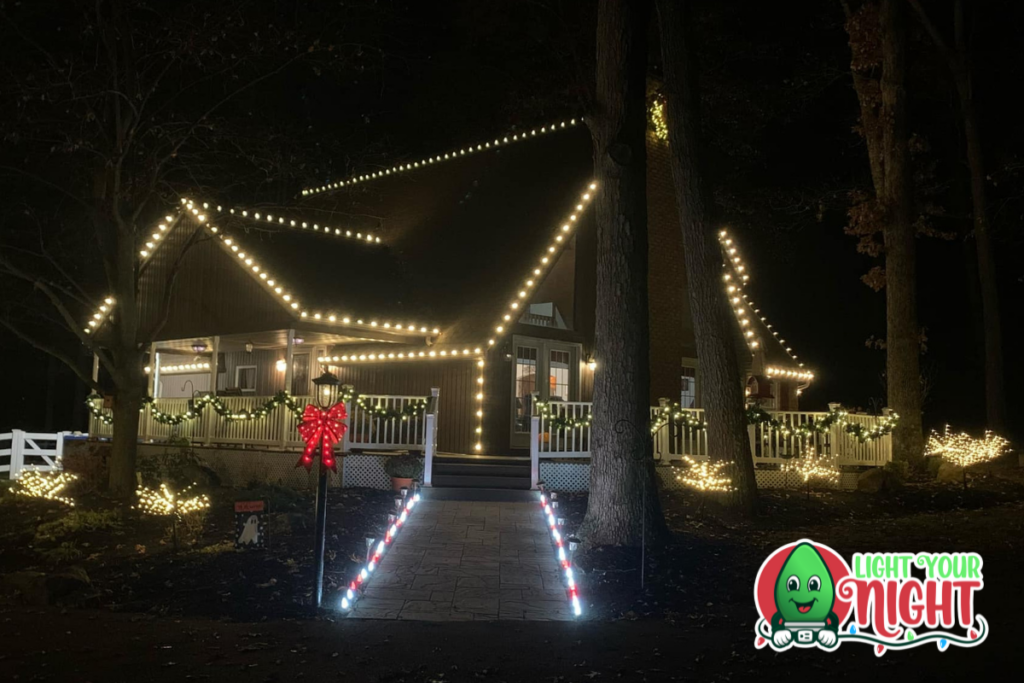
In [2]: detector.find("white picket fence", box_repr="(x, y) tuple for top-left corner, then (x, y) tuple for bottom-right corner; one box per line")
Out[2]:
(87, 390), (440, 458)
(1, 430), (68, 479)
(529, 403), (893, 489)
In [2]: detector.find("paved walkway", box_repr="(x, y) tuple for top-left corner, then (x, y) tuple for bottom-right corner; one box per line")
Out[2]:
(348, 500), (573, 621)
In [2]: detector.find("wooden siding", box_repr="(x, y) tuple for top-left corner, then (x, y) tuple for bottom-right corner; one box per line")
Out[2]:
(138, 216), (296, 342)
(332, 360), (476, 455)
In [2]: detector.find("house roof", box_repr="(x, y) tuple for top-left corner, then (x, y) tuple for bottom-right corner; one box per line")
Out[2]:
(239, 124), (597, 346)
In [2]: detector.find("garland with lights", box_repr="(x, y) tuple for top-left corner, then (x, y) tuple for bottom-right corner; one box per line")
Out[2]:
(86, 386), (429, 427)
(647, 403), (898, 444)
(534, 400), (593, 430)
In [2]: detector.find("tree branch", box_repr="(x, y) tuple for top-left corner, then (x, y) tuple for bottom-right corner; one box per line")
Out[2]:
(0, 316), (102, 392)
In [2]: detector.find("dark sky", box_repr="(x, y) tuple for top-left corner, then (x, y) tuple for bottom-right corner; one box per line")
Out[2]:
(2, 0), (1020, 441)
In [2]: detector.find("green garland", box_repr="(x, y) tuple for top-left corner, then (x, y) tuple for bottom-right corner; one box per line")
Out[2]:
(535, 400), (593, 430)
(86, 385), (429, 427)
(647, 402), (898, 444)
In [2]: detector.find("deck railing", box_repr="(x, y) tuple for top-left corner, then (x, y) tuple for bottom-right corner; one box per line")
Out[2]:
(88, 390), (439, 455)
(530, 402), (893, 488)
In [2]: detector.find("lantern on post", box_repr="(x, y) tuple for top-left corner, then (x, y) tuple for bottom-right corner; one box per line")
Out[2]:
(300, 369), (346, 610)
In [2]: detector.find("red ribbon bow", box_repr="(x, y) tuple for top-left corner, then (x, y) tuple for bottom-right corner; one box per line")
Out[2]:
(296, 403), (348, 472)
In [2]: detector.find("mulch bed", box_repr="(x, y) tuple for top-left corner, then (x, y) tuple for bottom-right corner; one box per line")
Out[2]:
(560, 461), (1024, 624)
(0, 483), (395, 620)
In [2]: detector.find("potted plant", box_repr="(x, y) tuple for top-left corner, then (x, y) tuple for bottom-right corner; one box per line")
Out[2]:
(383, 455), (423, 491)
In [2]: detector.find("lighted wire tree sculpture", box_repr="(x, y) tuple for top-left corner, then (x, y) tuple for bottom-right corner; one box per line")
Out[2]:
(135, 482), (211, 549)
(925, 426), (1010, 491)
(783, 446), (840, 499)
(14, 471), (78, 507)
(675, 456), (734, 519)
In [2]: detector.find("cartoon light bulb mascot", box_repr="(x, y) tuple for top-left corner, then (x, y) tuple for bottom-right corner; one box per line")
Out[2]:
(769, 542), (839, 649)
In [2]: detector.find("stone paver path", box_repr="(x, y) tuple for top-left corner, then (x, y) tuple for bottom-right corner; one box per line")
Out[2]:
(349, 500), (573, 621)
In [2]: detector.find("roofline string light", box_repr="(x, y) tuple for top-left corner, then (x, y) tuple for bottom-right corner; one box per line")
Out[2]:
(83, 296), (117, 335)
(303, 118), (582, 197)
(196, 218), (440, 336)
(226, 206), (382, 244)
(487, 182), (598, 348)
(718, 228), (811, 380)
(340, 490), (422, 612)
(318, 347), (482, 364)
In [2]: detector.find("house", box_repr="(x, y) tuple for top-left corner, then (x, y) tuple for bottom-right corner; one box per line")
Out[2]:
(85, 113), (892, 490)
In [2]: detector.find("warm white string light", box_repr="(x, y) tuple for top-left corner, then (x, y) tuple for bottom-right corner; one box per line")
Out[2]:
(318, 347), (482, 364)
(225, 205), (381, 244)
(149, 362), (211, 374)
(202, 221), (440, 336)
(302, 118), (582, 196)
(475, 357), (486, 452)
(487, 182), (597, 348)
(926, 426), (1010, 469)
(718, 228), (810, 377)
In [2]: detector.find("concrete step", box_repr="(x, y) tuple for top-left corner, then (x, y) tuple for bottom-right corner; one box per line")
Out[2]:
(419, 486), (539, 502)
(434, 454), (529, 466)
(431, 473), (531, 490)
(433, 462), (529, 477)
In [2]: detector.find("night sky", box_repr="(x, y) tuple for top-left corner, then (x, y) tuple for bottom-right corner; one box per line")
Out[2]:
(1, 0), (1020, 442)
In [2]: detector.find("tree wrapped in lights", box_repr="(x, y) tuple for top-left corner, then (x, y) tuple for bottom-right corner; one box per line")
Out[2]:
(783, 446), (840, 499)
(926, 426), (1011, 491)
(135, 483), (210, 549)
(14, 471), (78, 507)
(675, 456), (734, 519)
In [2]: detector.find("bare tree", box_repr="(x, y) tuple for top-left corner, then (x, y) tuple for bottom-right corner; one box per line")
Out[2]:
(655, 0), (758, 513)
(580, 0), (667, 546)
(908, 0), (1005, 431)
(841, 0), (924, 468)
(0, 1), (362, 495)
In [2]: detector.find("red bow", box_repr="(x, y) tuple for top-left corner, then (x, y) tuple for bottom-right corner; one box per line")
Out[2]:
(296, 403), (348, 472)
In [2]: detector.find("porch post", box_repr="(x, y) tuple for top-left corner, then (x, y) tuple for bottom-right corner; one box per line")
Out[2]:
(530, 415), (540, 490)
(146, 343), (157, 397)
(423, 386), (440, 487)
(91, 354), (100, 383)
(280, 329), (295, 450)
(10, 429), (24, 480)
(206, 336), (220, 446)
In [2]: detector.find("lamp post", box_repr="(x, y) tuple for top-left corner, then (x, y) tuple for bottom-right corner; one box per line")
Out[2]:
(311, 369), (340, 609)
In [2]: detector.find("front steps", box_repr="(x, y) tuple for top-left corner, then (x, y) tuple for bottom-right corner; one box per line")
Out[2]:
(424, 453), (533, 501)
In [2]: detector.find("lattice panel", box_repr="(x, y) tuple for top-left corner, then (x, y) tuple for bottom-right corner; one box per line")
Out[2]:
(657, 467), (685, 491)
(342, 455), (392, 490)
(539, 462), (590, 492)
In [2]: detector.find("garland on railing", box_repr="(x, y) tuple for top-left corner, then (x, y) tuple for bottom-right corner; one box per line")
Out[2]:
(647, 402), (898, 443)
(86, 386), (429, 427)
(534, 400), (592, 430)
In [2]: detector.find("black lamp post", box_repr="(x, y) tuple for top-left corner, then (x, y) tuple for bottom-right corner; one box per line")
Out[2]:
(311, 369), (341, 609)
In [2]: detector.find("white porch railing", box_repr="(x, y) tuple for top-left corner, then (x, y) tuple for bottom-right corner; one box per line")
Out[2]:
(1, 430), (68, 479)
(530, 403), (893, 489)
(88, 391), (439, 455)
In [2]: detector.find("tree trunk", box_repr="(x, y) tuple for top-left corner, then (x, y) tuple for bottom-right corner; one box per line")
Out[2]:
(580, 0), (666, 547)
(879, 0), (924, 469)
(656, 0), (758, 513)
(109, 380), (144, 497)
(960, 94), (1005, 431)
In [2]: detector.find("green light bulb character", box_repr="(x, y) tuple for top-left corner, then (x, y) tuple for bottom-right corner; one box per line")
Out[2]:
(769, 542), (839, 648)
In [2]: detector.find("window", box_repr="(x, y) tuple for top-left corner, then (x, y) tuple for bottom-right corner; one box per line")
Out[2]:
(236, 365), (257, 393)
(549, 350), (571, 401)
(291, 353), (310, 395)
(510, 336), (581, 447)
(680, 358), (699, 408)
(514, 346), (538, 434)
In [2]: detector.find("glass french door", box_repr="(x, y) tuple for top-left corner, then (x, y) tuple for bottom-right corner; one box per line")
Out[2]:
(510, 336), (580, 448)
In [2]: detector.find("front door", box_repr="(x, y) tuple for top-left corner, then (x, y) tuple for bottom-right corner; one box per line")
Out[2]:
(510, 335), (580, 449)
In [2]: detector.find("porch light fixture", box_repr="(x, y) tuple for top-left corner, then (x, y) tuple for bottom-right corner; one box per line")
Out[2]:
(302, 117), (581, 196)
(585, 355), (597, 372)
(191, 342), (208, 354)
(276, 359), (288, 373)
